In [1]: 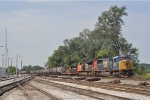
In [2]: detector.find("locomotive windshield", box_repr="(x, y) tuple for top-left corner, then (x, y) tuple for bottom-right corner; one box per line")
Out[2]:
(97, 59), (103, 64)
(87, 61), (92, 65)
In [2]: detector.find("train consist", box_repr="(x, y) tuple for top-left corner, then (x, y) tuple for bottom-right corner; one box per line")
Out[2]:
(32, 56), (134, 77)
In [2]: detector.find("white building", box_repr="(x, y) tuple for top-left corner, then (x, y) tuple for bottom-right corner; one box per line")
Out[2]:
(0, 67), (8, 78)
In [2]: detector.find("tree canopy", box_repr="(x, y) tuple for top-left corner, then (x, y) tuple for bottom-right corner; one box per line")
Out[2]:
(46, 5), (138, 68)
(7, 66), (16, 75)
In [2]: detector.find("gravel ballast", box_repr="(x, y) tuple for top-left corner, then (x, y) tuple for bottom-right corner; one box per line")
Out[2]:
(39, 78), (150, 100)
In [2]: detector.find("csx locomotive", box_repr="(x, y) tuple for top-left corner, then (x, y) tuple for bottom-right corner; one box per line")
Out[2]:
(77, 56), (134, 77)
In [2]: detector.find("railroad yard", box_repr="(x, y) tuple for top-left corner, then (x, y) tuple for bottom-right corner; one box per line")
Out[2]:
(0, 75), (150, 100)
(1, 1), (150, 100)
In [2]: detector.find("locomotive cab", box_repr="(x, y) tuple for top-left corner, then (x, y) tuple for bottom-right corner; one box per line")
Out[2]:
(112, 56), (134, 77)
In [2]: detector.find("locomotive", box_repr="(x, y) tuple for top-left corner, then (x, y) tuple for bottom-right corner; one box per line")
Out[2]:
(31, 56), (134, 77)
(77, 56), (134, 77)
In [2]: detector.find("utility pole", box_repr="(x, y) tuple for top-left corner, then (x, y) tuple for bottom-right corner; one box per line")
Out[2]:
(16, 55), (18, 77)
(0, 46), (4, 68)
(20, 56), (23, 76)
(10, 58), (13, 67)
(5, 28), (8, 70)
(1, 54), (4, 68)
(5, 28), (9, 78)
(8, 57), (9, 76)
(8, 58), (13, 76)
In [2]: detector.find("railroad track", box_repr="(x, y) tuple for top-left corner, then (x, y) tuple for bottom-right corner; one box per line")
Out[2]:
(17, 83), (32, 100)
(35, 77), (150, 100)
(0, 77), (31, 96)
(33, 78), (131, 100)
(17, 82), (59, 100)
(46, 75), (150, 96)
(43, 76), (150, 96)
(28, 83), (59, 100)
(94, 82), (150, 96)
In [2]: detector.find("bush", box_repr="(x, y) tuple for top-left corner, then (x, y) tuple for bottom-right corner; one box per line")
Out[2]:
(134, 73), (150, 80)
(144, 73), (150, 79)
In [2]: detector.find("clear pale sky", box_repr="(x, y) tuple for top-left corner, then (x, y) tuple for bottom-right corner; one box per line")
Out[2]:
(0, 1), (150, 68)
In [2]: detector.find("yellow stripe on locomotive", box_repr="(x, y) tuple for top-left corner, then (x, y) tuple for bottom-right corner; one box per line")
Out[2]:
(119, 60), (133, 70)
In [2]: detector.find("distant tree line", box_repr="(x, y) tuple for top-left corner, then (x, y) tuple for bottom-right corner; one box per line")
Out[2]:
(21, 65), (44, 72)
(6, 65), (44, 75)
(134, 64), (150, 75)
(46, 5), (138, 68)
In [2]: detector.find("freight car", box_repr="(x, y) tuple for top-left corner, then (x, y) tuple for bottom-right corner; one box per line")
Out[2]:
(62, 68), (77, 75)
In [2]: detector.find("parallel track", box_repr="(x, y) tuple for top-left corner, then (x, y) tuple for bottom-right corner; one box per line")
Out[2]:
(28, 83), (59, 100)
(0, 77), (31, 96)
(17, 83), (32, 100)
(18, 82), (59, 100)
(34, 78), (130, 100)
(94, 82), (150, 96)
(40, 76), (150, 96)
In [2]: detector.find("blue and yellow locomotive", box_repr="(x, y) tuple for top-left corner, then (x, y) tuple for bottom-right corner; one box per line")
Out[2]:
(77, 56), (134, 77)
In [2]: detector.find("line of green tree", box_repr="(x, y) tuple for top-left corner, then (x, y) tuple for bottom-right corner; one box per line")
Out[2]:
(21, 65), (44, 72)
(6, 65), (44, 75)
(134, 64), (150, 75)
(46, 5), (138, 68)
(133, 63), (150, 79)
